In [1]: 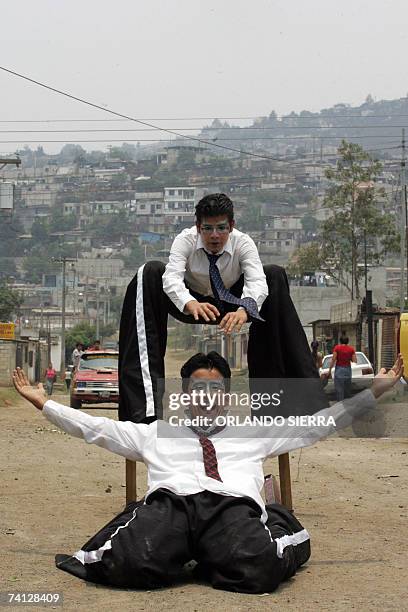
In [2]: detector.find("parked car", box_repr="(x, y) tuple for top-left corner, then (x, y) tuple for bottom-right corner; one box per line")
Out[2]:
(70, 350), (119, 409)
(319, 351), (374, 396)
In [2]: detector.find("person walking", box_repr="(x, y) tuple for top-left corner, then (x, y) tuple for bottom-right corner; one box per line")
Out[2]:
(44, 363), (57, 396)
(327, 336), (357, 401)
(64, 365), (72, 391)
(310, 340), (323, 370)
(71, 343), (83, 369)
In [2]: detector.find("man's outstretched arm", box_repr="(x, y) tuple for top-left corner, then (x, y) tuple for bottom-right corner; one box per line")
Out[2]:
(265, 355), (404, 457)
(12, 368), (148, 461)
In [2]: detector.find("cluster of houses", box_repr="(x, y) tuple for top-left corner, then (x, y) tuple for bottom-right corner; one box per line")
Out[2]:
(0, 142), (405, 381)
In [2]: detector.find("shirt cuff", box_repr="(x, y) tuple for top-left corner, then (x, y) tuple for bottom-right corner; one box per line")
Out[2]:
(178, 292), (196, 313)
(43, 399), (65, 419)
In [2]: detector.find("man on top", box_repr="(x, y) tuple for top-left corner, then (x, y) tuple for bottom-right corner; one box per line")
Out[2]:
(119, 193), (322, 423)
(12, 353), (404, 593)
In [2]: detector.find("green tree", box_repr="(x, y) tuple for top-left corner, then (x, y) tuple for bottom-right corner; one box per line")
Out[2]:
(65, 322), (117, 355)
(0, 217), (25, 257)
(320, 140), (399, 299)
(0, 258), (17, 280)
(287, 242), (322, 277)
(239, 203), (263, 231)
(0, 282), (22, 321)
(31, 218), (49, 243)
(88, 210), (131, 243)
(122, 242), (145, 269)
(49, 203), (76, 233)
(301, 213), (318, 236)
(22, 255), (57, 284)
(66, 322), (95, 355)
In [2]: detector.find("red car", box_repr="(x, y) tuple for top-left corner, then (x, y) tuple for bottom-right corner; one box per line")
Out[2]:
(70, 350), (119, 409)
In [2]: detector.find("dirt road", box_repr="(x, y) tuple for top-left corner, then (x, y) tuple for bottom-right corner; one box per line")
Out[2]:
(1, 363), (407, 611)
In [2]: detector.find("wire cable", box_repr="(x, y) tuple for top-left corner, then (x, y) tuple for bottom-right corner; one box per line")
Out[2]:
(0, 65), (291, 163)
(1, 65), (406, 161)
(2, 124), (408, 132)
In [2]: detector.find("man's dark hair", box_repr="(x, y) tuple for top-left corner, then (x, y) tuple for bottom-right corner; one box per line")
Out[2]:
(340, 336), (349, 344)
(195, 193), (234, 224)
(180, 351), (231, 392)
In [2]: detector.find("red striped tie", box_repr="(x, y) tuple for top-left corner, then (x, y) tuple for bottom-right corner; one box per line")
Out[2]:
(199, 436), (223, 482)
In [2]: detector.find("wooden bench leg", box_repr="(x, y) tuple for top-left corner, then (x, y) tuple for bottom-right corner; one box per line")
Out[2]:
(278, 453), (293, 512)
(126, 459), (137, 504)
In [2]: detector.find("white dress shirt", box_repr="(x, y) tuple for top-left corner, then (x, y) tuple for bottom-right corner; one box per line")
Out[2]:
(43, 389), (375, 523)
(162, 226), (268, 313)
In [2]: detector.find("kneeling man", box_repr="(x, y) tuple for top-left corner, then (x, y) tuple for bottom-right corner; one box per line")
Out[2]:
(12, 353), (403, 593)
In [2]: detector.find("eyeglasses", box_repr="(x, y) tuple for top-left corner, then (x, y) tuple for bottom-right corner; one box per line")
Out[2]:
(200, 223), (230, 234)
(189, 380), (226, 394)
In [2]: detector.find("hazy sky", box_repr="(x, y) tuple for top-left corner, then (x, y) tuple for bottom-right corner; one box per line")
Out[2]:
(1, 0), (408, 154)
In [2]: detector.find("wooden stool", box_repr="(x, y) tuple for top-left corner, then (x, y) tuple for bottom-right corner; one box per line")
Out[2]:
(126, 452), (293, 511)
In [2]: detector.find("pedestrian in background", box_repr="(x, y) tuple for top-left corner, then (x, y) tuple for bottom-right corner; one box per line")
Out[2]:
(64, 365), (73, 391)
(44, 363), (57, 396)
(71, 343), (83, 369)
(327, 336), (357, 401)
(310, 340), (323, 370)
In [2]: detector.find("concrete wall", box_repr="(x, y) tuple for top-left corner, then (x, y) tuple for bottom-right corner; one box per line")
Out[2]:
(0, 339), (49, 386)
(289, 286), (386, 342)
(0, 340), (17, 386)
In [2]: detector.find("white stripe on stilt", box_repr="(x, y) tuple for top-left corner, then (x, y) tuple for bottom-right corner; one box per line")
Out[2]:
(273, 528), (310, 558)
(136, 264), (155, 417)
(74, 507), (139, 565)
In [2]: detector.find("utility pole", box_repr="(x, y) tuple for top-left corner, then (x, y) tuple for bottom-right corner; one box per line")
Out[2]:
(96, 279), (100, 340)
(405, 182), (408, 313)
(39, 303), (44, 337)
(53, 256), (76, 375)
(61, 258), (67, 375)
(366, 289), (375, 370)
(47, 315), (51, 363)
(364, 229), (368, 292)
(400, 129), (407, 312)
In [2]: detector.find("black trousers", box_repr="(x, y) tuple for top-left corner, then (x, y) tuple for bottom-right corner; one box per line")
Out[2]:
(55, 489), (310, 594)
(119, 261), (325, 422)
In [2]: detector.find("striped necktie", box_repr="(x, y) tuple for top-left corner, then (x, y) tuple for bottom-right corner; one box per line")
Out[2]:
(206, 252), (265, 322)
(199, 435), (223, 482)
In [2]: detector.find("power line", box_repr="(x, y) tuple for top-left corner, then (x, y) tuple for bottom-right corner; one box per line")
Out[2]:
(2, 124), (408, 133)
(0, 65), (290, 163)
(2, 64), (408, 166)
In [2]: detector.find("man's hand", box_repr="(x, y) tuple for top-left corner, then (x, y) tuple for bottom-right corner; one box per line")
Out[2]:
(219, 309), (248, 335)
(12, 367), (47, 411)
(371, 354), (404, 399)
(184, 300), (220, 322)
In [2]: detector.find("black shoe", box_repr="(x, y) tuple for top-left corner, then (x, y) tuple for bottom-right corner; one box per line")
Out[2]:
(55, 554), (88, 580)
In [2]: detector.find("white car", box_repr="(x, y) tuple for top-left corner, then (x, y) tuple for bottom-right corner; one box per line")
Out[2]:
(319, 351), (374, 394)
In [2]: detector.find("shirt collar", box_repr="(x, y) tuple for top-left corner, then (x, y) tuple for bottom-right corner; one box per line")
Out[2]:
(196, 230), (233, 257)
